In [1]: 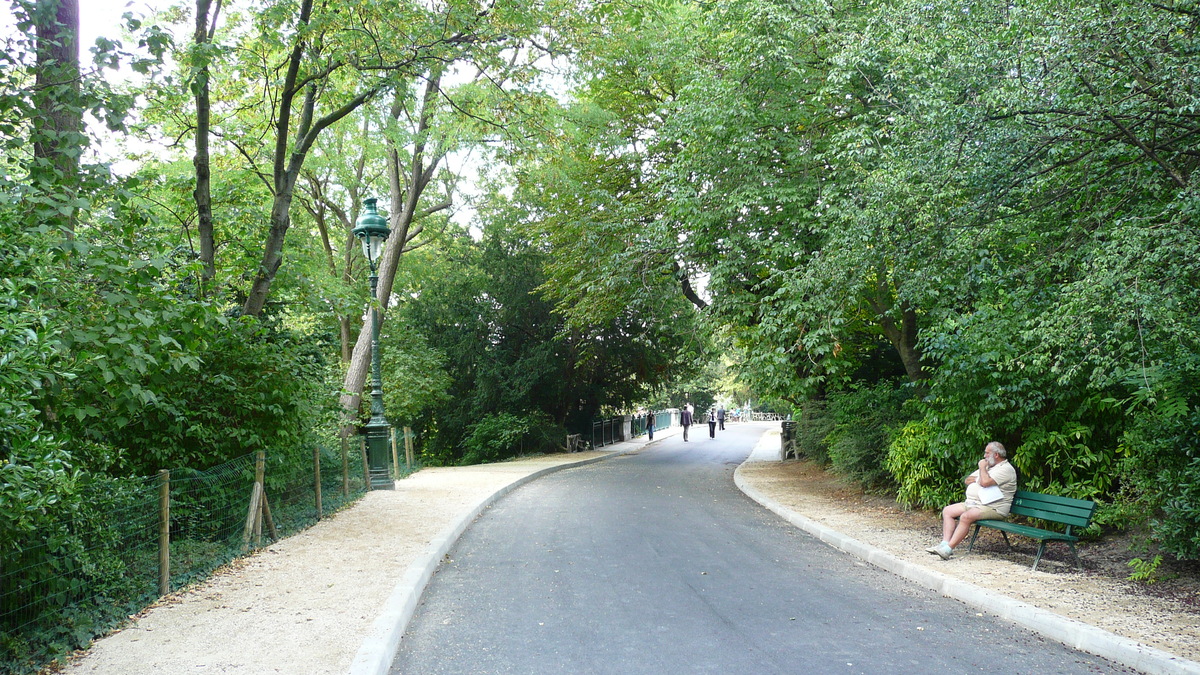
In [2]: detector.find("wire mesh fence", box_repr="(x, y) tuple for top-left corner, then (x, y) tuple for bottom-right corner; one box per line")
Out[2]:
(1, 442), (369, 674)
(1, 473), (162, 665)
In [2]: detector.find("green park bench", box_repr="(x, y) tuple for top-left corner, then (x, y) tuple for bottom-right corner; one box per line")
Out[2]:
(966, 490), (1097, 571)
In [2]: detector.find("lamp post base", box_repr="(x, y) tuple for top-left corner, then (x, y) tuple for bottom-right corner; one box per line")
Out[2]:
(363, 420), (393, 490)
(367, 468), (394, 490)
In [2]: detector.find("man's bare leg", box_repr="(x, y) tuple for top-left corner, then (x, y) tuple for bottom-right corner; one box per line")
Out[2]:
(948, 507), (987, 549)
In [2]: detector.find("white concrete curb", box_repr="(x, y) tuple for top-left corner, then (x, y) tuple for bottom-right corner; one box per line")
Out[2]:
(734, 431), (1200, 675)
(348, 440), (650, 675)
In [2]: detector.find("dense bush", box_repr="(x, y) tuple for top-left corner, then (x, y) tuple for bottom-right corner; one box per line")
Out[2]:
(794, 400), (833, 464)
(461, 411), (561, 465)
(1110, 391), (1200, 559)
(793, 381), (913, 489)
(60, 300), (336, 475)
(885, 421), (968, 510)
(824, 382), (914, 488)
(1, 469), (157, 674)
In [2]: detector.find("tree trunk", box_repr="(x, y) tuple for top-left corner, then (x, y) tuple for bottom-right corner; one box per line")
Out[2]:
(33, 0), (81, 238)
(238, 0), (379, 317)
(243, 197), (294, 316)
(878, 302), (928, 384)
(339, 72), (446, 423)
(193, 0), (220, 290)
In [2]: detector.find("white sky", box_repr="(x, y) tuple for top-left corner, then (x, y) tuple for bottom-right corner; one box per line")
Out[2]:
(79, 1), (166, 49)
(0, 1), (160, 48)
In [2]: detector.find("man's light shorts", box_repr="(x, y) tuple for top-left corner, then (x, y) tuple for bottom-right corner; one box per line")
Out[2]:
(960, 503), (1006, 520)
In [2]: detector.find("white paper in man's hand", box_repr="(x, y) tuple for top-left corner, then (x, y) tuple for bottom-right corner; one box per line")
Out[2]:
(979, 485), (1004, 504)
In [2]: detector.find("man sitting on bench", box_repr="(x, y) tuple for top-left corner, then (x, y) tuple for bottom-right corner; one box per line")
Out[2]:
(926, 441), (1017, 560)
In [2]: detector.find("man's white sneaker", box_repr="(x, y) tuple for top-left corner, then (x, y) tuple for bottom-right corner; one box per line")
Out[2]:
(935, 542), (953, 560)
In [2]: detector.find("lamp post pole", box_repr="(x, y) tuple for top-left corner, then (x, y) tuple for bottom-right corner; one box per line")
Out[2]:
(354, 198), (393, 490)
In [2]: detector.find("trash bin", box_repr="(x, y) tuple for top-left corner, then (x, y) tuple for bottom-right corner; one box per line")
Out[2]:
(780, 420), (798, 461)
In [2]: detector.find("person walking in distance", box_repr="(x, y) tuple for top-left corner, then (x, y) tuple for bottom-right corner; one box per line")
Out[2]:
(680, 404), (693, 442)
(707, 407), (717, 438)
(645, 410), (655, 440)
(717, 405), (726, 431)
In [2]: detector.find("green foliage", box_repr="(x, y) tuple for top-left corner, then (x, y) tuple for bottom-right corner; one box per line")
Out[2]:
(1, 470), (156, 674)
(1126, 555), (1166, 585)
(885, 421), (966, 510)
(461, 411), (560, 465)
(398, 201), (702, 465)
(1108, 382), (1200, 559)
(50, 237), (335, 474)
(794, 401), (834, 465)
(380, 321), (453, 427)
(526, 0), (1200, 552)
(1156, 459), (1200, 560)
(824, 382), (914, 488)
(93, 315), (334, 474)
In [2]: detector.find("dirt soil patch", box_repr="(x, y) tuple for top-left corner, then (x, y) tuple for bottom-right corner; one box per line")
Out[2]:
(738, 456), (1200, 662)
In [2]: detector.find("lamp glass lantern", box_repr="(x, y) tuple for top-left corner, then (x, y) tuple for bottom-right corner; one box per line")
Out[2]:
(352, 198), (390, 271)
(353, 198), (393, 490)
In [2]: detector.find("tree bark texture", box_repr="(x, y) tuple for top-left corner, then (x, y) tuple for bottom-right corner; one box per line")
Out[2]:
(33, 0), (81, 237)
(193, 0), (220, 290)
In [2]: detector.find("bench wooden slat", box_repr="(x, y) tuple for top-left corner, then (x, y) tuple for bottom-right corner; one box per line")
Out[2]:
(1011, 490), (1095, 508)
(977, 521), (1078, 542)
(1009, 505), (1093, 527)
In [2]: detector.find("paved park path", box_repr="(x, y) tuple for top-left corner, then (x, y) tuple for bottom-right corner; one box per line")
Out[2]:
(389, 423), (1127, 674)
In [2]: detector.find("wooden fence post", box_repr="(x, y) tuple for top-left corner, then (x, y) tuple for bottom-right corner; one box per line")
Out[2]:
(341, 433), (350, 498)
(261, 486), (278, 541)
(242, 451), (266, 550)
(391, 427), (400, 479)
(360, 436), (370, 490)
(253, 450), (266, 547)
(404, 426), (413, 470)
(314, 446), (323, 520)
(158, 469), (170, 597)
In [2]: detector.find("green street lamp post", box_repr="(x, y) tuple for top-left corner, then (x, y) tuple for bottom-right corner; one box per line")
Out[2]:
(353, 198), (393, 490)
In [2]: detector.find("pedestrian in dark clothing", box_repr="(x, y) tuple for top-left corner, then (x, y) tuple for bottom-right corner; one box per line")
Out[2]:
(707, 408), (717, 438)
(646, 411), (655, 440)
(717, 406), (726, 431)
(681, 404), (693, 442)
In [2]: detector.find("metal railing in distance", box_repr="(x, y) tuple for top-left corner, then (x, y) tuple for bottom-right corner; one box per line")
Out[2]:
(590, 416), (625, 448)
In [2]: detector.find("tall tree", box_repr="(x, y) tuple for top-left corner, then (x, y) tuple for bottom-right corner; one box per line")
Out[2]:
(337, 23), (576, 425)
(190, 0), (221, 290)
(338, 72), (444, 415)
(184, 0), (493, 317)
(31, 0), (81, 237)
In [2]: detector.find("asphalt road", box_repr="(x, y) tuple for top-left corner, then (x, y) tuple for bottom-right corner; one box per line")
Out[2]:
(390, 424), (1129, 674)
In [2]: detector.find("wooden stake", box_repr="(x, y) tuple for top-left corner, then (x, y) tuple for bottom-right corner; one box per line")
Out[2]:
(253, 487), (263, 547)
(391, 427), (400, 479)
(243, 451), (268, 550)
(253, 451), (266, 547)
(261, 491), (278, 541)
(314, 446), (323, 520)
(404, 426), (414, 469)
(158, 469), (170, 596)
(242, 482), (262, 550)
